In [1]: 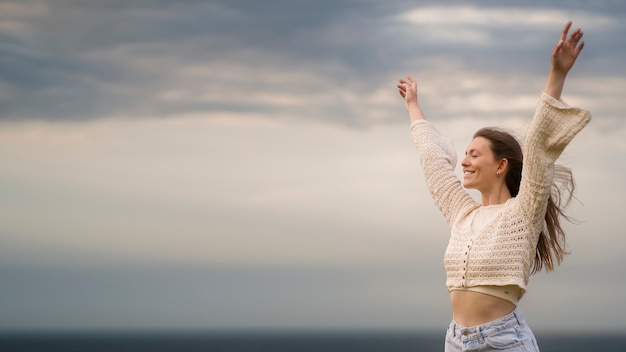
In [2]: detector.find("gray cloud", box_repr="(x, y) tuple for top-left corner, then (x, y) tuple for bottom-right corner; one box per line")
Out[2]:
(0, 0), (623, 125)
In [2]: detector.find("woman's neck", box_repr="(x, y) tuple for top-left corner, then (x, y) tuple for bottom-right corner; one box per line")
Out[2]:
(481, 187), (512, 206)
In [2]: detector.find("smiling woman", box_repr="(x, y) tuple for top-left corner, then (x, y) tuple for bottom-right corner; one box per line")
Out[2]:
(397, 21), (591, 351)
(463, 128), (522, 205)
(461, 131), (515, 202)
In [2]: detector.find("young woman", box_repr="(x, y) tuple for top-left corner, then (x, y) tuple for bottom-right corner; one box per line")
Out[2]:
(397, 21), (591, 351)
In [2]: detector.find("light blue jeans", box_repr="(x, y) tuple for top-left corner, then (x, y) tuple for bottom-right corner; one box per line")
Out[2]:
(444, 307), (540, 351)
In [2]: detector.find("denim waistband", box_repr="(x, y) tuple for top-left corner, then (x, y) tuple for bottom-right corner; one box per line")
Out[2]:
(448, 306), (526, 344)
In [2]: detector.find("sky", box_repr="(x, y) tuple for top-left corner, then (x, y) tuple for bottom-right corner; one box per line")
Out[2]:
(1, 0), (625, 333)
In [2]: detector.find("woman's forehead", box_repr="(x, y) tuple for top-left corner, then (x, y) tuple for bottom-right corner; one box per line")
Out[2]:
(466, 136), (492, 152)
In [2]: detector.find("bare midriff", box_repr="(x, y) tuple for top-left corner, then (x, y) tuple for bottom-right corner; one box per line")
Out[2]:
(450, 290), (516, 327)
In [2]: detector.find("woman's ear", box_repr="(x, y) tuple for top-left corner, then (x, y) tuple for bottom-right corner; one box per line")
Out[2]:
(498, 158), (509, 175)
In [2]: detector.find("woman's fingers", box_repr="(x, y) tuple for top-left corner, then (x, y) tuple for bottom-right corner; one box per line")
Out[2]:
(397, 82), (406, 98)
(568, 28), (583, 46)
(559, 20), (583, 51)
(560, 21), (572, 42)
(564, 27), (584, 59)
(398, 76), (417, 100)
(400, 78), (416, 92)
(576, 41), (585, 55)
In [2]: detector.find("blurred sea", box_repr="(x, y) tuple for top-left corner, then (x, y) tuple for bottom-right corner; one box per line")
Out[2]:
(1, 330), (625, 352)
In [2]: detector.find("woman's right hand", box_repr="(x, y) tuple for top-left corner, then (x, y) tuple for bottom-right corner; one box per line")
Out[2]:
(398, 76), (426, 122)
(398, 76), (418, 110)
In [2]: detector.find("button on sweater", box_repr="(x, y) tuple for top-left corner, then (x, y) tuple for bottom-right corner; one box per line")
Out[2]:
(410, 92), (591, 300)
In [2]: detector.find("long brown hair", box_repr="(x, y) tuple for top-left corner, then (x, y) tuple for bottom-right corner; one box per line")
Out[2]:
(473, 127), (576, 274)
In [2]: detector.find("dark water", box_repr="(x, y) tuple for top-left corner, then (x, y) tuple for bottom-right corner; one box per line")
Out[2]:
(1, 331), (624, 352)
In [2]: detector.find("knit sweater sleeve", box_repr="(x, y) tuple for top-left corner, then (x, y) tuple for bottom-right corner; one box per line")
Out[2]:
(517, 92), (591, 237)
(410, 120), (477, 226)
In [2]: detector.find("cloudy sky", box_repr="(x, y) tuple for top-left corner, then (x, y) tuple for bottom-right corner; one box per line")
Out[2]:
(1, 0), (625, 333)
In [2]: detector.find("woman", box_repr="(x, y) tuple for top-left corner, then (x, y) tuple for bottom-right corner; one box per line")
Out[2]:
(397, 21), (591, 351)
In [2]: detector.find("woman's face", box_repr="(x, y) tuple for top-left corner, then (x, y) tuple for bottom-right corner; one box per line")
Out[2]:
(461, 136), (502, 192)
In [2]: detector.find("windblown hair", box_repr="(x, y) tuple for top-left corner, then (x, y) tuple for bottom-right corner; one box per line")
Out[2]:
(473, 127), (576, 274)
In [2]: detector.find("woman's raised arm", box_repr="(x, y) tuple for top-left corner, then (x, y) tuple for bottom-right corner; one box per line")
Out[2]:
(544, 21), (585, 100)
(398, 76), (426, 123)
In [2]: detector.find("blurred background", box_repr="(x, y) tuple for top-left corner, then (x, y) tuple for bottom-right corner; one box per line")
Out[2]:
(1, 0), (625, 334)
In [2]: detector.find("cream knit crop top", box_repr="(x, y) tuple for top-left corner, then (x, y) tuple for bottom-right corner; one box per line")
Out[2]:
(410, 92), (590, 301)
(452, 203), (522, 304)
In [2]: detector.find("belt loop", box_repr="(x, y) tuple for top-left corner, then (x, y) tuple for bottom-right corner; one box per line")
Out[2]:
(452, 322), (457, 337)
(477, 326), (484, 344)
(514, 307), (522, 325)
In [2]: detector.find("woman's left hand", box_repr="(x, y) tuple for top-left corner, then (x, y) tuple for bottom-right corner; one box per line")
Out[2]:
(552, 21), (585, 75)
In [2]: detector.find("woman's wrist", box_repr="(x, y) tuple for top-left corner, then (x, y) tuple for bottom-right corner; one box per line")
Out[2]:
(544, 69), (567, 100)
(407, 103), (425, 122)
